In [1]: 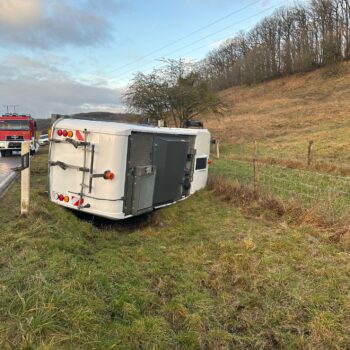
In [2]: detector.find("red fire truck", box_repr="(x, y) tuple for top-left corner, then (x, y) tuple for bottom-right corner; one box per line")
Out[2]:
(0, 113), (37, 157)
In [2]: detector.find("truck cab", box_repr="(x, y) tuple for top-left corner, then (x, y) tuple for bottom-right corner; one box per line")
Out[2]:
(0, 114), (37, 157)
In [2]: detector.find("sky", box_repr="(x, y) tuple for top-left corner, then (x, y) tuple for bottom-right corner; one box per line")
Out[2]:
(0, 0), (295, 118)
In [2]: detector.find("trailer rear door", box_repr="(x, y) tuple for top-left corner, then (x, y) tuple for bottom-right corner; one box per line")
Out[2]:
(153, 136), (189, 206)
(49, 127), (128, 219)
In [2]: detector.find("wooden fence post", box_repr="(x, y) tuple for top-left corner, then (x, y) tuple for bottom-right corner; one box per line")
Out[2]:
(21, 141), (30, 215)
(216, 139), (220, 159)
(210, 138), (220, 158)
(307, 140), (314, 166)
(253, 141), (259, 197)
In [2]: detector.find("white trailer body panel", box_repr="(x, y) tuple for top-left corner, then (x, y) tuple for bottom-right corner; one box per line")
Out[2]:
(49, 119), (210, 220)
(190, 131), (211, 195)
(50, 132), (128, 219)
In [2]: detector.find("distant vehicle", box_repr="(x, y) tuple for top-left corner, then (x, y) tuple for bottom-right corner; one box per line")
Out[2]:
(0, 113), (37, 157)
(49, 119), (211, 220)
(38, 134), (49, 146)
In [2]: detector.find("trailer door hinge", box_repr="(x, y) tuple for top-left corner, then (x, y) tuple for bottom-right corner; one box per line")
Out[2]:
(50, 138), (91, 149)
(49, 160), (89, 172)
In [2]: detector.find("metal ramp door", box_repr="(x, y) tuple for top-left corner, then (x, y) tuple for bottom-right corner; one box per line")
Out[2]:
(153, 137), (189, 206)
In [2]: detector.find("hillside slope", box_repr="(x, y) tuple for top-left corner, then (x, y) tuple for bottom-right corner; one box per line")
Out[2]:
(205, 62), (350, 166)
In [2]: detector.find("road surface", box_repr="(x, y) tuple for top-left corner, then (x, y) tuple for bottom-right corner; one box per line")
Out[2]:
(0, 155), (20, 196)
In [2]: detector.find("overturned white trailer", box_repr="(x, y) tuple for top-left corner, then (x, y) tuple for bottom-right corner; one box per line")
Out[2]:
(49, 119), (211, 220)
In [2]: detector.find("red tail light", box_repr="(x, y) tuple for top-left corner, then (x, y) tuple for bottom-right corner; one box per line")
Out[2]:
(57, 129), (63, 136)
(62, 130), (68, 137)
(58, 194), (64, 201)
(104, 171), (115, 180)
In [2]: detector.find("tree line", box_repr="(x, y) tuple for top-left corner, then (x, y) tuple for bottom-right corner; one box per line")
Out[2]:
(198, 0), (350, 90)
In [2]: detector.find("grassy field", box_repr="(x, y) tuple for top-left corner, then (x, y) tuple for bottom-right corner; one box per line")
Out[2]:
(0, 149), (350, 349)
(203, 62), (350, 219)
(205, 62), (350, 169)
(210, 158), (350, 219)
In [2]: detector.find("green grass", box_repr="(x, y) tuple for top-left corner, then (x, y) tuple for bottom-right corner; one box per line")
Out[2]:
(1, 149), (350, 349)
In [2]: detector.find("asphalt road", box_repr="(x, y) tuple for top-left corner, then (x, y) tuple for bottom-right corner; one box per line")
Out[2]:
(0, 154), (20, 196)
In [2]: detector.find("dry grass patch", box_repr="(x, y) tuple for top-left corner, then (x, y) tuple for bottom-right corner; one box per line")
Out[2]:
(208, 174), (350, 247)
(205, 61), (350, 167)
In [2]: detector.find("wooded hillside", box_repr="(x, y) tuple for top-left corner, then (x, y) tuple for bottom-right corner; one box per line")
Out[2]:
(198, 0), (350, 90)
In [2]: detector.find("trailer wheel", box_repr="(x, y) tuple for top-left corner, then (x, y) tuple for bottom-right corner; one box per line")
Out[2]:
(30, 149), (35, 156)
(0, 150), (5, 157)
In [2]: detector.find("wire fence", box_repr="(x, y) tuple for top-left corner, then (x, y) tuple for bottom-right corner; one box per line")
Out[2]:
(217, 140), (350, 171)
(210, 158), (350, 218)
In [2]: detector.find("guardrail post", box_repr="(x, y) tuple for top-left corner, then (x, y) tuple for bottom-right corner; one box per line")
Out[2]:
(21, 141), (30, 215)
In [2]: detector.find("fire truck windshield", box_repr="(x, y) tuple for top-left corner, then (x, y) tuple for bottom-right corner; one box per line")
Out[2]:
(0, 120), (29, 131)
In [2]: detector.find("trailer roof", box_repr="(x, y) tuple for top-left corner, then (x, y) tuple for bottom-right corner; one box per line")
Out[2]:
(54, 118), (209, 136)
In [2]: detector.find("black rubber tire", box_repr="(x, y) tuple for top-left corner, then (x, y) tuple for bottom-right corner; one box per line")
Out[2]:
(0, 150), (5, 157)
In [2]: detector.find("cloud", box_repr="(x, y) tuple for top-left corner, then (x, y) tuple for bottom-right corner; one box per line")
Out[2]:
(0, 0), (125, 49)
(0, 0), (41, 25)
(84, 0), (126, 13)
(0, 55), (125, 117)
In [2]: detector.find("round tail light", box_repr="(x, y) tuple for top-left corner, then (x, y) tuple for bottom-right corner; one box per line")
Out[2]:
(104, 171), (115, 180)
(62, 130), (68, 137)
(57, 129), (63, 136)
(58, 194), (64, 201)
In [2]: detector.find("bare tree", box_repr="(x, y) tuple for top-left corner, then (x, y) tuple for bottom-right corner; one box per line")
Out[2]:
(125, 72), (169, 122)
(125, 60), (223, 127)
